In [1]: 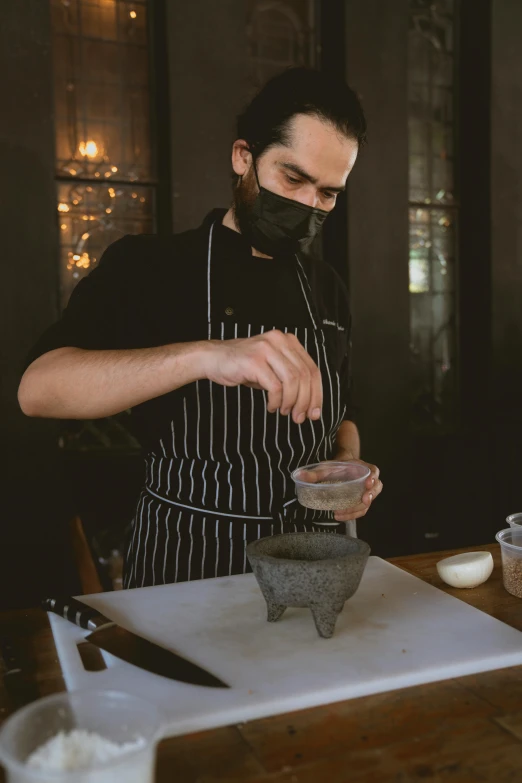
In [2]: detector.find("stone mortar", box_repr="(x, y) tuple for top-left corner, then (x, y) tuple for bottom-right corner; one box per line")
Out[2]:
(246, 532), (371, 638)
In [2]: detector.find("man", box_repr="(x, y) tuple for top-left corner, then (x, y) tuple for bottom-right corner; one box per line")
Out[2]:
(19, 68), (383, 588)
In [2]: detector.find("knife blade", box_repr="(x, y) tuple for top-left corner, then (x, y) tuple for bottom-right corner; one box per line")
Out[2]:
(43, 596), (229, 689)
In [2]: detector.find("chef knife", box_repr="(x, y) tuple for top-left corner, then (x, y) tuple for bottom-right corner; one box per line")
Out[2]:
(43, 596), (229, 689)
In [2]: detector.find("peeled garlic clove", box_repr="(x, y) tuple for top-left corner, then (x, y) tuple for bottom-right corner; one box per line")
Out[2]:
(436, 551), (494, 588)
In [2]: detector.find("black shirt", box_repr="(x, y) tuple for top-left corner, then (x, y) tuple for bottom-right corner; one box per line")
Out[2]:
(27, 209), (355, 449)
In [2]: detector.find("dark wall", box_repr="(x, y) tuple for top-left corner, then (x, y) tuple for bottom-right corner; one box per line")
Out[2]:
(345, 0), (412, 555)
(491, 0), (522, 413)
(490, 0), (522, 524)
(0, 2), (78, 607)
(166, 0), (249, 233)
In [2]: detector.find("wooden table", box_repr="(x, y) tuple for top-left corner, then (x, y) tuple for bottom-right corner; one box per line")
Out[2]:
(3, 545), (522, 782)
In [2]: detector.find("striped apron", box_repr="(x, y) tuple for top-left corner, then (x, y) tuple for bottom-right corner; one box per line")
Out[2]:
(123, 222), (348, 588)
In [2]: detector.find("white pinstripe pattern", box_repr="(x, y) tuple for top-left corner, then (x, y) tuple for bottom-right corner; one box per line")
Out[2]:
(144, 486), (272, 519)
(187, 515), (194, 581)
(201, 517), (207, 579)
(162, 507), (171, 584)
(209, 380), (215, 461)
(295, 329), (308, 468)
(174, 511), (182, 582)
(303, 328), (318, 464)
(248, 324), (261, 515)
(125, 491), (146, 588)
(207, 221), (215, 339)
(274, 409), (286, 496)
(160, 439), (167, 457)
(177, 458), (184, 498)
(214, 461), (220, 508)
(201, 460), (208, 506)
(259, 325), (274, 513)
(215, 519), (220, 577)
(167, 457), (172, 496)
(189, 459), (195, 503)
(158, 457), (163, 494)
(183, 397), (189, 458)
(228, 521), (233, 576)
(170, 420), (178, 459)
(311, 327), (327, 459)
(295, 257), (318, 330)
(235, 322), (247, 512)
(149, 454), (156, 491)
(221, 322), (233, 510)
(196, 381), (201, 460)
(296, 259), (336, 460)
(151, 503), (160, 586)
(141, 496), (153, 587)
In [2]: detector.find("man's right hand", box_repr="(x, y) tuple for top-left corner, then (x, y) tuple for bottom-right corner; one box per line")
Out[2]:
(200, 330), (322, 424)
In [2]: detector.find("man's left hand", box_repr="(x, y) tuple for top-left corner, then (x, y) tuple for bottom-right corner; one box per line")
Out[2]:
(333, 459), (383, 522)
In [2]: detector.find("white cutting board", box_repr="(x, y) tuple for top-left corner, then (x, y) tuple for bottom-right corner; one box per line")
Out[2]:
(49, 557), (522, 738)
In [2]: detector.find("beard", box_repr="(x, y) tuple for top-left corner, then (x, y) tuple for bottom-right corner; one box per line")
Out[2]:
(232, 167), (264, 253)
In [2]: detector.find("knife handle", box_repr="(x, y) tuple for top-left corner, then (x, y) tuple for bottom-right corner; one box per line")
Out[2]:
(42, 597), (110, 631)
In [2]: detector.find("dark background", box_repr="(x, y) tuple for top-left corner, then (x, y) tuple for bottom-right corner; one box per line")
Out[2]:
(1, 0), (521, 608)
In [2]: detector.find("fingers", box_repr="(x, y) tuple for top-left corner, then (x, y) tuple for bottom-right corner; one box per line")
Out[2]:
(334, 506), (370, 522)
(263, 332), (322, 422)
(333, 479), (383, 521)
(362, 479), (383, 505)
(252, 363), (283, 414)
(265, 348), (307, 418)
(282, 334), (322, 420)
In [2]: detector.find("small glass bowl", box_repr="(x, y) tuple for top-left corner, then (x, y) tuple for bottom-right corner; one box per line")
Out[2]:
(0, 690), (163, 783)
(496, 528), (522, 599)
(506, 513), (522, 528)
(291, 461), (370, 512)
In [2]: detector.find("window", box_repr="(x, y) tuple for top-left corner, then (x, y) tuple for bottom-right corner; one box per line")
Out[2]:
(51, 0), (155, 308)
(247, 0), (319, 89)
(51, 0), (156, 450)
(408, 0), (458, 431)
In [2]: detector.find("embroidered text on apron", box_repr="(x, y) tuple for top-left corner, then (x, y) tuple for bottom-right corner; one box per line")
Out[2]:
(123, 222), (347, 588)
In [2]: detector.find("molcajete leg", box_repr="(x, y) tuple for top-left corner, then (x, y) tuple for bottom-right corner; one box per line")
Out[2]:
(310, 602), (345, 638)
(266, 600), (286, 622)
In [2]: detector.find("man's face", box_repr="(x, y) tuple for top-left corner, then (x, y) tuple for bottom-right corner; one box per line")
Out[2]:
(232, 113), (359, 229)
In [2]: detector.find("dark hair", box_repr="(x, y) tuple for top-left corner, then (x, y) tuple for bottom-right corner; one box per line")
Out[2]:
(236, 67), (367, 158)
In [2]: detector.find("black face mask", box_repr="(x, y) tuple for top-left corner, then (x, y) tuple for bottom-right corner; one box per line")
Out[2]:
(241, 158), (330, 257)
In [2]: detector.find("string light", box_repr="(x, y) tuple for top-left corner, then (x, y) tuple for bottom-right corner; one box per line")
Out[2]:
(111, 166), (118, 173)
(81, 232), (90, 240)
(129, 10), (137, 18)
(131, 193), (137, 199)
(105, 208), (112, 214)
(108, 188), (116, 198)
(61, 224), (67, 230)
(139, 197), (145, 203)
(58, 202), (70, 212)
(82, 215), (89, 221)
(104, 171), (112, 178)
(78, 140), (99, 158)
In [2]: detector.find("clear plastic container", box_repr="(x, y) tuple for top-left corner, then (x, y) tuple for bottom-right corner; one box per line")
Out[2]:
(291, 461), (370, 512)
(496, 528), (522, 598)
(0, 690), (163, 783)
(507, 513), (522, 528)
